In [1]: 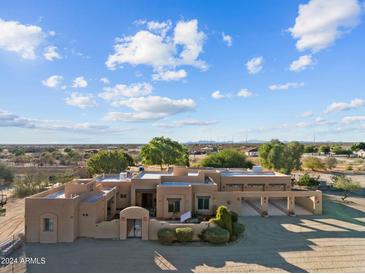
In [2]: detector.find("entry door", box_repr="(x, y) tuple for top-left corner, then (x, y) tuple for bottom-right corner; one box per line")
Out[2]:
(127, 219), (142, 238)
(142, 193), (153, 209)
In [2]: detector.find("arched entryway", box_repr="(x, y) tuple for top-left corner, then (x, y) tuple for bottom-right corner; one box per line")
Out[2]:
(120, 206), (149, 240)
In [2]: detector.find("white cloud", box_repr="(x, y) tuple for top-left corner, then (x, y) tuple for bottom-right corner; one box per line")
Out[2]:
(65, 92), (97, 109)
(211, 90), (225, 99)
(222, 32), (232, 47)
(237, 89), (253, 98)
(105, 95), (196, 121)
(146, 20), (171, 37)
(155, 119), (217, 128)
(152, 69), (187, 81)
(289, 0), (362, 52)
(72, 76), (88, 88)
(42, 75), (63, 88)
(296, 116), (335, 128)
(290, 55), (313, 71)
(269, 82), (304, 91)
(0, 18), (45, 59)
(100, 77), (110, 85)
(324, 98), (365, 113)
(43, 46), (61, 61)
(106, 19), (207, 72)
(99, 82), (152, 100)
(0, 109), (127, 134)
(301, 111), (313, 117)
(342, 115), (365, 124)
(246, 56), (263, 74)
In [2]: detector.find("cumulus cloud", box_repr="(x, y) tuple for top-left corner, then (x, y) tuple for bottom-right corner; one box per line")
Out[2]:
(65, 92), (97, 109)
(106, 19), (207, 73)
(99, 82), (153, 100)
(236, 89), (253, 98)
(289, 55), (314, 71)
(0, 18), (45, 59)
(269, 82), (304, 91)
(296, 116), (335, 128)
(72, 76), (88, 88)
(211, 90), (225, 99)
(152, 69), (187, 81)
(104, 95), (196, 122)
(342, 115), (365, 124)
(246, 56), (263, 74)
(222, 32), (232, 47)
(42, 75), (63, 88)
(324, 98), (365, 113)
(289, 0), (362, 52)
(100, 77), (110, 85)
(43, 46), (61, 61)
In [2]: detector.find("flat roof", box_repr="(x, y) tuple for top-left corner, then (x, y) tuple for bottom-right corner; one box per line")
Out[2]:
(83, 187), (114, 203)
(46, 190), (65, 199)
(160, 182), (191, 187)
(221, 172), (276, 177)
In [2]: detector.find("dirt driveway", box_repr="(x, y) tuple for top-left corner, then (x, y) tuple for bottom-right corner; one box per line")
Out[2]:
(6, 196), (363, 273)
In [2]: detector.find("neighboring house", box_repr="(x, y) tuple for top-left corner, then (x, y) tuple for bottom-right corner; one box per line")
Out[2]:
(245, 147), (258, 157)
(355, 149), (365, 158)
(25, 166), (322, 243)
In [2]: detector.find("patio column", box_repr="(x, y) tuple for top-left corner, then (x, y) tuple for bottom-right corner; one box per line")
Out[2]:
(260, 196), (268, 216)
(287, 196), (295, 215)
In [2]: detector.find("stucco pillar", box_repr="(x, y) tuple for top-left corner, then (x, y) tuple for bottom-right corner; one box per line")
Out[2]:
(260, 196), (268, 216)
(287, 196), (295, 215)
(313, 195), (322, 214)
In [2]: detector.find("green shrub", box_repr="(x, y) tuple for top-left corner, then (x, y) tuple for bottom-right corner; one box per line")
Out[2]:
(211, 206), (232, 235)
(13, 173), (49, 198)
(176, 227), (193, 242)
(203, 226), (230, 244)
(296, 173), (320, 187)
(231, 223), (245, 240)
(0, 163), (14, 182)
(230, 211), (238, 223)
(157, 228), (176, 244)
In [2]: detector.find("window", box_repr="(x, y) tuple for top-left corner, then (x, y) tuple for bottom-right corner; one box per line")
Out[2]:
(43, 218), (54, 232)
(120, 194), (127, 199)
(168, 199), (180, 213)
(197, 196), (210, 210)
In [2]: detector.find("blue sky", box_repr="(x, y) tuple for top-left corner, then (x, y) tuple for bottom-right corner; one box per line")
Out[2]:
(0, 0), (365, 144)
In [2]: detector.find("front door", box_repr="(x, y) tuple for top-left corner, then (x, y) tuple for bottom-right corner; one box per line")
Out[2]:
(127, 219), (142, 238)
(142, 193), (153, 209)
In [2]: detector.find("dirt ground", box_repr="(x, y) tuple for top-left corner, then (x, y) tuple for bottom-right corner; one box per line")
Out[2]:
(1, 194), (363, 273)
(0, 187), (24, 243)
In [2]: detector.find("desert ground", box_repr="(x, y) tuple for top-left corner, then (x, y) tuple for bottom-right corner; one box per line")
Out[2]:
(0, 194), (364, 273)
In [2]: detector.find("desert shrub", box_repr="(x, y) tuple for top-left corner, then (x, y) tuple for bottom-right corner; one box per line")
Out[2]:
(324, 157), (337, 169)
(302, 157), (325, 170)
(0, 163), (14, 182)
(210, 206), (232, 235)
(346, 164), (353, 171)
(176, 227), (193, 242)
(13, 173), (49, 198)
(296, 173), (320, 187)
(231, 223), (245, 240)
(332, 175), (361, 201)
(230, 211), (238, 223)
(157, 228), (176, 244)
(203, 226), (230, 244)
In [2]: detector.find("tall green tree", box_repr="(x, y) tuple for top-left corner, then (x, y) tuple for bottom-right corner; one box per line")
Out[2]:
(140, 137), (189, 169)
(259, 139), (304, 174)
(86, 150), (131, 175)
(351, 142), (365, 152)
(200, 149), (252, 168)
(319, 145), (330, 154)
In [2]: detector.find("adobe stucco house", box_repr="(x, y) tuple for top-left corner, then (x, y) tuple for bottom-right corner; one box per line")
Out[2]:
(25, 166), (322, 243)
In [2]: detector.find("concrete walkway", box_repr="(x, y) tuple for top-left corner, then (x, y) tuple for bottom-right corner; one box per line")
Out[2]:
(7, 197), (364, 273)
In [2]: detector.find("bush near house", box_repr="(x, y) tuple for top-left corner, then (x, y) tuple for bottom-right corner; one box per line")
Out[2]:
(332, 175), (361, 201)
(302, 156), (325, 171)
(176, 227), (193, 242)
(157, 228), (177, 244)
(231, 223), (245, 241)
(203, 226), (230, 244)
(296, 173), (320, 187)
(210, 205), (233, 235)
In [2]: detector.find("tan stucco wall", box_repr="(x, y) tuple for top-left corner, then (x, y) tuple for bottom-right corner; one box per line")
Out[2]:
(94, 220), (120, 239)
